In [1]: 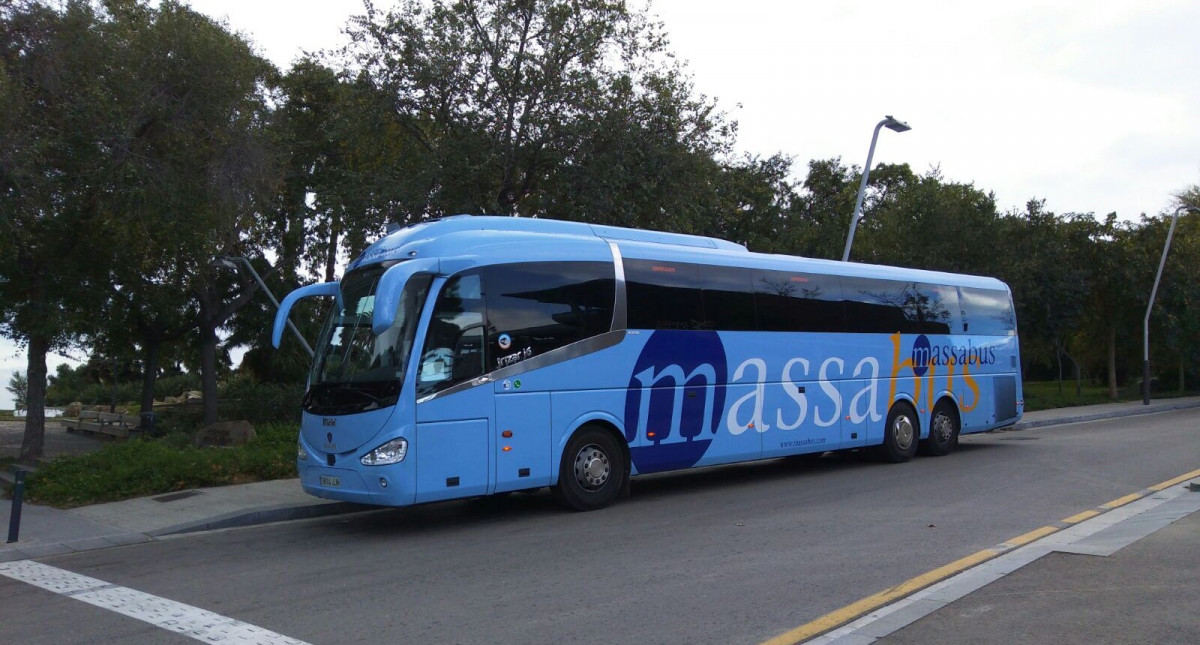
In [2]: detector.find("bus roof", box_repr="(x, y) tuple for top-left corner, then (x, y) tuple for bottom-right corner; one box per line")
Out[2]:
(347, 215), (1008, 292)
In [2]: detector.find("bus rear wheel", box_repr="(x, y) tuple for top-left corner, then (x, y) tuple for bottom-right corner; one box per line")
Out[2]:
(920, 402), (959, 456)
(879, 402), (919, 463)
(552, 426), (627, 511)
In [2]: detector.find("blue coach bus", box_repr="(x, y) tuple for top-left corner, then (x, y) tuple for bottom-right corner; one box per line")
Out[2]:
(274, 216), (1022, 511)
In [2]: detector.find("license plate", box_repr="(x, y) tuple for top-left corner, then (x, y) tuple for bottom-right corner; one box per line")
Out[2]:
(319, 475), (341, 488)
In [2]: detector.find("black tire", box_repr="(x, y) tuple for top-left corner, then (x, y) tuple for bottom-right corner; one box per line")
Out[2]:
(552, 426), (627, 511)
(920, 401), (960, 457)
(879, 402), (919, 463)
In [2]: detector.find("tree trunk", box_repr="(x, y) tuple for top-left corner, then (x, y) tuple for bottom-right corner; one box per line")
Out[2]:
(109, 356), (118, 413)
(140, 336), (160, 415)
(1106, 327), (1118, 400)
(19, 333), (49, 462)
(199, 322), (220, 425)
(1055, 347), (1064, 395)
(324, 220), (340, 283)
(1062, 349), (1082, 398)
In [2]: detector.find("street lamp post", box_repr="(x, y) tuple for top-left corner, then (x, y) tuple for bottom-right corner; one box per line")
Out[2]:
(215, 257), (315, 358)
(841, 115), (912, 262)
(1142, 205), (1198, 405)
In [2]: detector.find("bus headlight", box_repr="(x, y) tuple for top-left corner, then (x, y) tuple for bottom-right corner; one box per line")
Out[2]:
(361, 437), (408, 466)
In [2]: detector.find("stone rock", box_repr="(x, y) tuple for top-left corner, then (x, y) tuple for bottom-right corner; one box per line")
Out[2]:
(183, 391), (203, 402)
(195, 420), (257, 447)
(64, 402), (83, 417)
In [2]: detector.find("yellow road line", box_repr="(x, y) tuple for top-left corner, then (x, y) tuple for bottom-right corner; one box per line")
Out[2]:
(1101, 493), (1143, 509)
(1148, 468), (1200, 491)
(1061, 509), (1100, 524)
(759, 549), (996, 645)
(760, 466), (1200, 645)
(1004, 525), (1059, 547)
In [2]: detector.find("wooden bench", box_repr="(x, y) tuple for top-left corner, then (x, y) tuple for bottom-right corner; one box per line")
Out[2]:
(63, 409), (141, 439)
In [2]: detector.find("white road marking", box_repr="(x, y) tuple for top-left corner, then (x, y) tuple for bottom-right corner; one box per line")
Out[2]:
(0, 560), (310, 644)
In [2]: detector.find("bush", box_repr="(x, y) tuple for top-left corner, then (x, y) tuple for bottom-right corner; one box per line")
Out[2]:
(73, 381), (141, 408)
(25, 422), (299, 507)
(156, 372), (202, 399)
(217, 375), (304, 425)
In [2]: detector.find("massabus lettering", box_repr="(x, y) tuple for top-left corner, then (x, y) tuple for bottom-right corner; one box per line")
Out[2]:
(725, 355), (884, 434)
(631, 363), (718, 443)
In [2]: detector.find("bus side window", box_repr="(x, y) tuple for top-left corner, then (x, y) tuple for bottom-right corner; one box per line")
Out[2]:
(960, 287), (1016, 336)
(483, 261), (615, 364)
(625, 259), (756, 331)
(417, 273), (486, 395)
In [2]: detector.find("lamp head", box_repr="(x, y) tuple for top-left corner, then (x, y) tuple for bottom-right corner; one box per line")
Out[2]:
(883, 115), (911, 133)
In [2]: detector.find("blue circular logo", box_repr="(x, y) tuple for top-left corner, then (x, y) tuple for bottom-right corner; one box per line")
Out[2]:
(623, 331), (727, 473)
(911, 334), (931, 377)
(497, 333), (512, 350)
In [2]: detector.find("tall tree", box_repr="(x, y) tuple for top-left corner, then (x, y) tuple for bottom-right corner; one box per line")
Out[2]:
(2, 1), (279, 434)
(0, 1), (118, 459)
(1075, 215), (1143, 398)
(347, 0), (736, 225)
(792, 158), (860, 259)
(856, 165), (1001, 275)
(95, 0), (279, 424)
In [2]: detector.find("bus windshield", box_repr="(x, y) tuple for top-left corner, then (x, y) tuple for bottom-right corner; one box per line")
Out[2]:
(304, 265), (432, 415)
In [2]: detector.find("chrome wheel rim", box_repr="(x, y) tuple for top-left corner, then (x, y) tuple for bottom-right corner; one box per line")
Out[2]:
(573, 444), (610, 490)
(932, 412), (954, 444)
(892, 415), (914, 451)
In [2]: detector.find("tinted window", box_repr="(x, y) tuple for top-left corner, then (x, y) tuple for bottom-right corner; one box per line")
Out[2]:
(484, 262), (615, 368)
(754, 270), (845, 332)
(960, 287), (1016, 336)
(626, 260), (756, 331)
(840, 278), (952, 334)
(417, 274), (486, 396)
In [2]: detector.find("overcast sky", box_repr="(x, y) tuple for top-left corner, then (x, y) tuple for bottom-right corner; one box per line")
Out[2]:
(4, 0), (1198, 407)
(182, 0), (1200, 221)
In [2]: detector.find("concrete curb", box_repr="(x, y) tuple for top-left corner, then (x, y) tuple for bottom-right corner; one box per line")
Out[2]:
(0, 532), (150, 563)
(1013, 399), (1200, 431)
(150, 500), (371, 537)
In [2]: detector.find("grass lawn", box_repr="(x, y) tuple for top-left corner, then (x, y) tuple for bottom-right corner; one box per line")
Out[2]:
(20, 423), (298, 507)
(1022, 380), (1197, 411)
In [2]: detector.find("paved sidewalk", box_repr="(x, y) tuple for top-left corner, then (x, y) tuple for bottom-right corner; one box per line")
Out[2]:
(3, 396), (1199, 564)
(1015, 394), (1200, 430)
(1, 479), (364, 563)
(879, 498), (1200, 645)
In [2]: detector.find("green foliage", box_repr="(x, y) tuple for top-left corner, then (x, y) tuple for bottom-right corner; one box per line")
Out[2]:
(6, 371), (27, 411)
(217, 376), (304, 425)
(1022, 380), (1197, 411)
(47, 362), (201, 406)
(345, 0), (739, 230)
(25, 422), (299, 507)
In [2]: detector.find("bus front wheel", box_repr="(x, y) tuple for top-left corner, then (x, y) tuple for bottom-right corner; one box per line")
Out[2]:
(879, 403), (919, 463)
(553, 426), (627, 511)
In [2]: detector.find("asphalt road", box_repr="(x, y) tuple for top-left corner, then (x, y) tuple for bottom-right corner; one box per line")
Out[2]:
(2, 409), (1198, 644)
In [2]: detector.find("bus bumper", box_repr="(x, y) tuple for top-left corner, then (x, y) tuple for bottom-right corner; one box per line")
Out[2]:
(299, 464), (415, 506)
